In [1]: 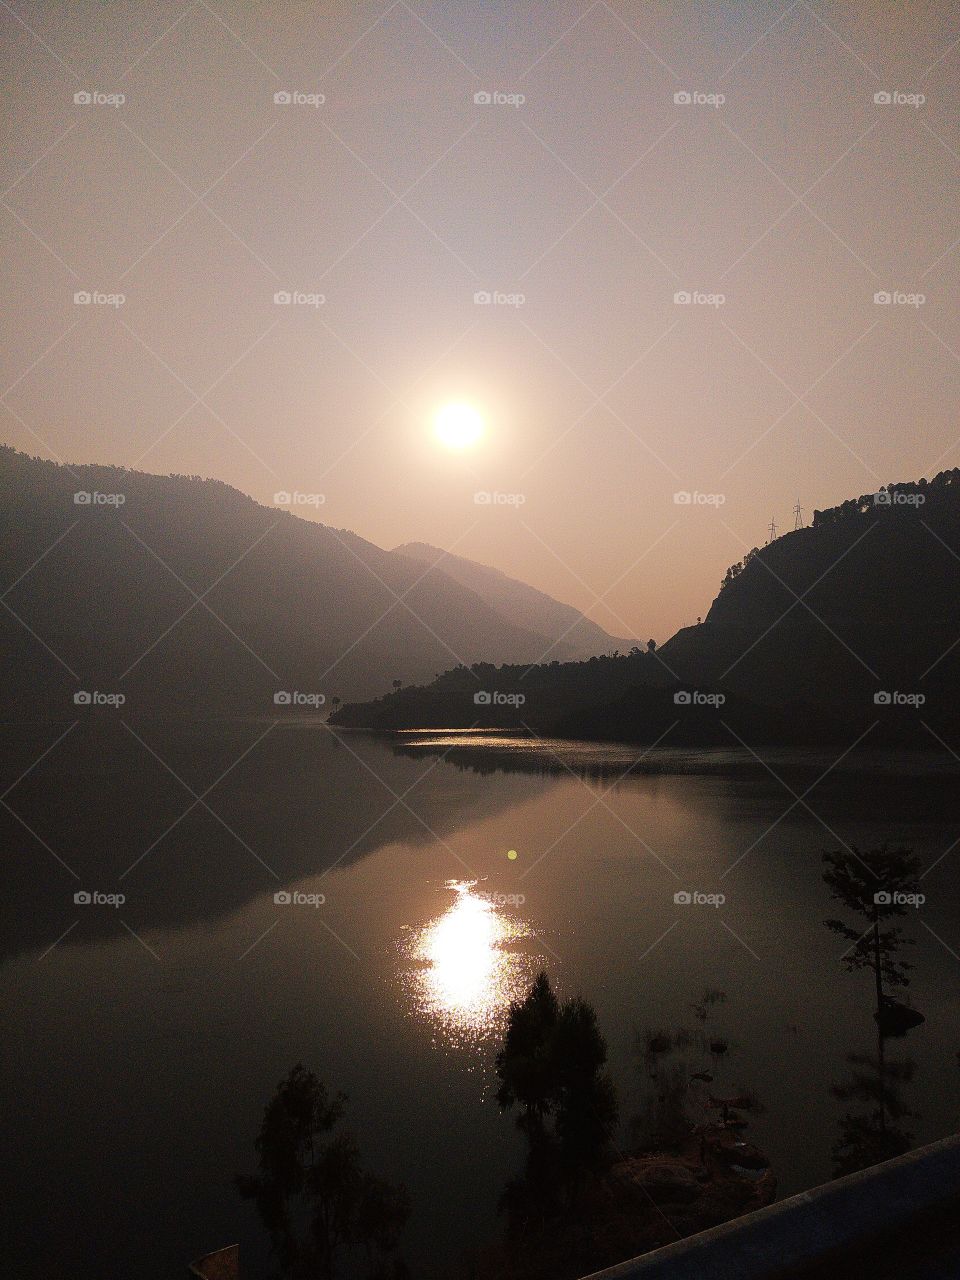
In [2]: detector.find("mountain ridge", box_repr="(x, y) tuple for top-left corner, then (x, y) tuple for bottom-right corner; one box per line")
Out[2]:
(332, 470), (960, 747)
(392, 540), (628, 662)
(0, 446), (618, 714)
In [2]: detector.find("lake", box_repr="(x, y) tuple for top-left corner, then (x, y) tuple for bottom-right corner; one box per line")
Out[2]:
(2, 719), (958, 1277)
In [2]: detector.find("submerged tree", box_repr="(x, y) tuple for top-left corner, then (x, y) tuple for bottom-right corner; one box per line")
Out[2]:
(496, 971), (560, 1127)
(496, 973), (617, 1219)
(631, 988), (761, 1155)
(237, 1064), (409, 1280)
(822, 847), (925, 1175)
(551, 996), (619, 1177)
(831, 1046), (915, 1177)
(822, 845), (923, 1025)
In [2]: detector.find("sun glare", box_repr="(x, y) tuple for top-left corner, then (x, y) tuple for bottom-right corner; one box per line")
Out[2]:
(434, 402), (484, 451)
(403, 881), (538, 1044)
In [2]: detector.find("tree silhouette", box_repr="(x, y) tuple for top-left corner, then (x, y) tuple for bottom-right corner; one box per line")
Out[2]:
(822, 845), (922, 1025)
(831, 1042), (915, 1177)
(496, 971), (560, 1125)
(552, 996), (619, 1177)
(496, 973), (618, 1206)
(237, 1064), (409, 1280)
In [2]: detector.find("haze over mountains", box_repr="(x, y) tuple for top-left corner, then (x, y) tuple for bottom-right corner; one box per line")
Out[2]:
(394, 541), (628, 662)
(5, 444), (959, 746)
(334, 471), (960, 748)
(0, 447), (623, 716)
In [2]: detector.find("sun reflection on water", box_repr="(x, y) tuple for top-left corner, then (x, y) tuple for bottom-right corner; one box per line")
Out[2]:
(402, 880), (540, 1046)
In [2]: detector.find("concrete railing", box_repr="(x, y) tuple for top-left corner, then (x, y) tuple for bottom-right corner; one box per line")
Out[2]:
(582, 1133), (960, 1280)
(187, 1243), (239, 1279)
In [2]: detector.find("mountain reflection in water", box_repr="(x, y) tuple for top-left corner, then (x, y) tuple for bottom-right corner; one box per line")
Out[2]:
(402, 879), (542, 1046)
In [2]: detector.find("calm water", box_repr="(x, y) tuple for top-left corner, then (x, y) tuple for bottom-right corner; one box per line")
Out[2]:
(2, 720), (959, 1277)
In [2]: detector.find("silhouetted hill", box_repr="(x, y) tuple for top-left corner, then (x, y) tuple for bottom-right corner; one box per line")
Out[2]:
(658, 473), (960, 720)
(328, 650), (659, 730)
(332, 471), (960, 748)
(0, 447), (608, 715)
(393, 541), (628, 661)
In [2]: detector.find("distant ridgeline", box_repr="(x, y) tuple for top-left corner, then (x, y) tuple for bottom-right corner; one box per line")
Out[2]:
(0, 446), (618, 717)
(333, 470), (960, 748)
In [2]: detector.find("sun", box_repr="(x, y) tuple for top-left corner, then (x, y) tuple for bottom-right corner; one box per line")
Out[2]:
(434, 402), (484, 451)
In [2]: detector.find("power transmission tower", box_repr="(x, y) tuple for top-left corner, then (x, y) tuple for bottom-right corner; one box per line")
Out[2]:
(793, 499), (804, 530)
(767, 516), (778, 543)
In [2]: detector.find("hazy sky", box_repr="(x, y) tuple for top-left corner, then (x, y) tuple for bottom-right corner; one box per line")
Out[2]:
(3, 0), (960, 642)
